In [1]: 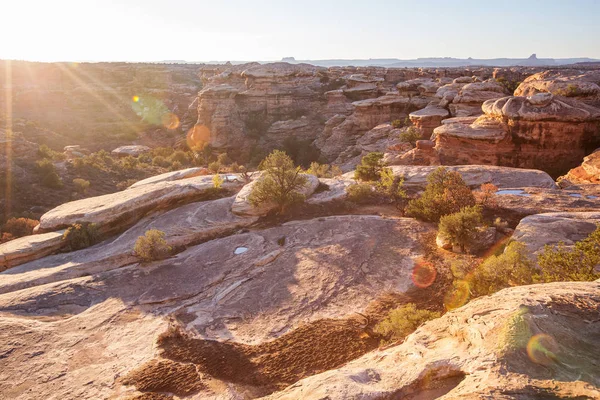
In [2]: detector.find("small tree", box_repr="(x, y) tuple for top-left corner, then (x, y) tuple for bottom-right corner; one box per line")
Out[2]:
(63, 222), (99, 251)
(438, 206), (483, 253)
(377, 167), (407, 208)
(2, 217), (39, 238)
(248, 150), (308, 214)
(134, 229), (172, 262)
(306, 162), (342, 178)
(354, 152), (385, 182)
(208, 161), (221, 174)
(73, 178), (90, 194)
(374, 303), (440, 343)
(35, 159), (63, 188)
(406, 167), (475, 222)
(475, 183), (498, 208)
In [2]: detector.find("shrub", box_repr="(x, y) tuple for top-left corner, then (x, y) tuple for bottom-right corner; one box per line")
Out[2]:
(406, 167), (475, 222)
(346, 183), (378, 204)
(354, 152), (385, 182)
(208, 161), (221, 174)
(169, 150), (190, 165)
(374, 303), (441, 343)
(134, 229), (172, 262)
(72, 178), (90, 194)
(35, 159), (63, 188)
(475, 183), (498, 208)
(116, 179), (138, 190)
(170, 161), (183, 171)
(399, 126), (422, 146)
(438, 206), (483, 253)
(217, 153), (231, 166)
(537, 226), (600, 282)
(2, 217), (38, 238)
(63, 222), (99, 251)
(120, 155), (139, 169)
(306, 162), (342, 178)
(377, 167), (407, 208)
(245, 111), (269, 138)
(282, 137), (321, 168)
(469, 241), (537, 297)
(213, 174), (224, 189)
(152, 156), (170, 168)
(391, 117), (411, 129)
(249, 150), (308, 214)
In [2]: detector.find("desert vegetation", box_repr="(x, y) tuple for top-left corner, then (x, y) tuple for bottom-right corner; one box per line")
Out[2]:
(134, 229), (172, 262)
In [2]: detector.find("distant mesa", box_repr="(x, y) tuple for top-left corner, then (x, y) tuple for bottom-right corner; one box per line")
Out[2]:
(282, 57), (296, 62)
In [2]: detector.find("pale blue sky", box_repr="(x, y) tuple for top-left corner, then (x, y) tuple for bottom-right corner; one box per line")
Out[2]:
(2, 0), (598, 62)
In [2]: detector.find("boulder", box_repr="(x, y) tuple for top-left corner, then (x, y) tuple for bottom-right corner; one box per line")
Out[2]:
(0, 231), (65, 271)
(38, 175), (242, 234)
(128, 168), (213, 188)
(408, 105), (450, 137)
(111, 145), (151, 157)
(232, 174), (319, 216)
(450, 80), (507, 116)
(267, 281), (600, 399)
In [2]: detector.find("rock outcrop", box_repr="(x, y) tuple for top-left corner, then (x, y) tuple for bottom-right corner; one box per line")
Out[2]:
(38, 175), (242, 234)
(0, 231), (65, 271)
(515, 69), (600, 108)
(111, 145), (151, 157)
(434, 93), (600, 176)
(267, 281), (600, 399)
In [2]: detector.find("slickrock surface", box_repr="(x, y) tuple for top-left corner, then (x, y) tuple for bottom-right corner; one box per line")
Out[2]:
(512, 211), (600, 253)
(38, 175), (242, 233)
(515, 69), (600, 107)
(449, 80), (508, 116)
(0, 197), (257, 295)
(128, 167), (208, 188)
(266, 281), (600, 400)
(0, 216), (433, 399)
(111, 145), (151, 157)
(0, 231), (65, 271)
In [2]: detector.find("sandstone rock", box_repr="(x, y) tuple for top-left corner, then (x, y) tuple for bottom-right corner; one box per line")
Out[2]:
(38, 175), (242, 234)
(128, 168), (211, 188)
(231, 174), (320, 216)
(434, 94), (600, 176)
(0, 197), (257, 296)
(493, 187), (600, 216)
(562, 150), (600, 184)
(0, 216), (434, 399)
(408, 105), (449, 137)
(512, 211), (600, 254)
(415, 139), (435, 150)
(267, 281), (600, 399)
(0, 231), (65, 271)
(342, 165), (557, 191)
(111, 145), (151, 157)
(515, 69), (600, 107)
(450, 80), (508, 116)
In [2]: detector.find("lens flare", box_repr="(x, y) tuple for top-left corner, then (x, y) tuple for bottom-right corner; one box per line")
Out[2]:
(527, 334), (559, 366)
(412, 261), (437, 288)
(132, 95), (140, 103)
(444, 280), (470, 311)
(162, 113), (180, 130)
(187, 125), (211, 149)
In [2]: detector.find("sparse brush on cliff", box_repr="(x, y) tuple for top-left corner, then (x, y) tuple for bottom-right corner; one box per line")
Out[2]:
(249, 150), (308, 214)
(305, 162), (342, 178)
(72, 178), (90, 194)
(35, 159), (63, 189)
(406, 167), (475, 222)
(399, 127), (422, 147)
(134, 229), (172, 262)
(2, 217), (39, 238)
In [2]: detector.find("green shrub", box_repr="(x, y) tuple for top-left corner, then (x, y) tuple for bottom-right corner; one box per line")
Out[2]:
(170, 161), (183, 171)
(391, 117), (411, 129)
(152, 147), (175, 158)
(208, 161), (221, 174)
(120, 155), (139, 169)
(354, 152), (385, 182)
(399, 126), (422, 146)
(469, 242), (537, 297)
(217, 153), (231, 166)
(63, 222), (99, 251)
(346, 183), (378, 204)
(374, 303), (441, 343)
(72, 178), (90, 194)
(438, 206), (483, 252)
(376, 167), (407, 208)
(282, 137), (321, 168)
(152, 156), (170, 168)
(249, 150), (308, 214)
(306, 162), (342, 178)
(168, 150), (190, 165)
(35, 159), (63, 188)
(406, 167), (475, 222)
(134, 229), (172, 262)
(2, 217), (39, 238)
(537, 226), (600, 282)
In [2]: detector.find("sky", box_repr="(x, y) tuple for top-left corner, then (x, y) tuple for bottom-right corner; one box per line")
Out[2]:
(1, 0), (599, 62)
